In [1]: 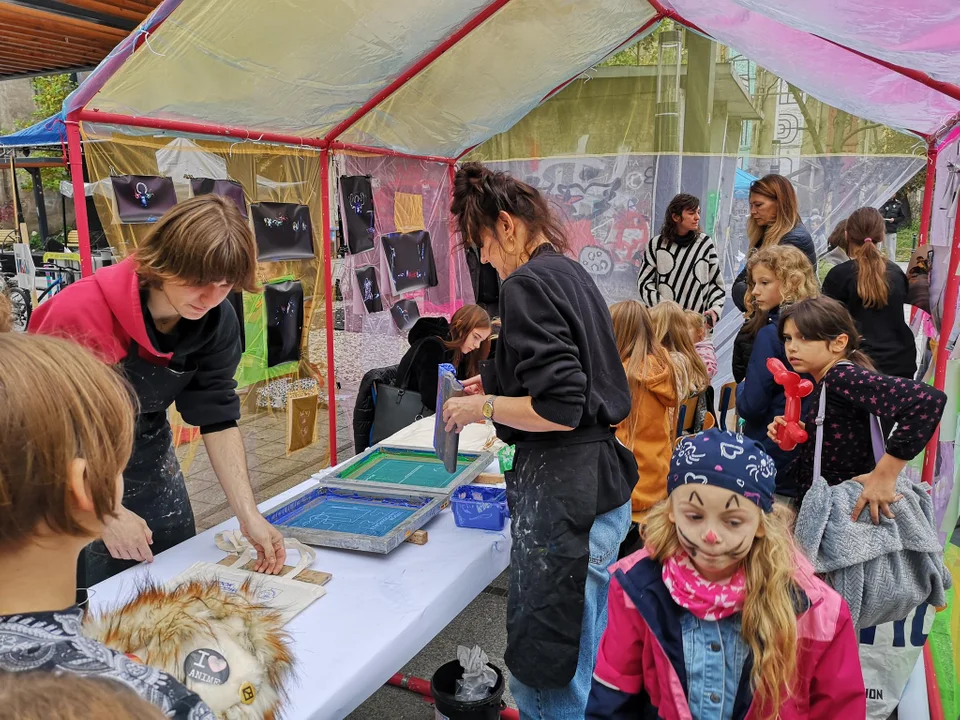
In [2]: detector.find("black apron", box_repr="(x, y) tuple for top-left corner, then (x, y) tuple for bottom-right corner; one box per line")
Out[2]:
(80, 342), (198, 588)
(503, 427), (632, 689)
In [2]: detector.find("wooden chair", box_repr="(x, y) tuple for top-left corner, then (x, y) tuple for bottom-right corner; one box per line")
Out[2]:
(717, 381), (738, 431)
(675, 394), (702, 438)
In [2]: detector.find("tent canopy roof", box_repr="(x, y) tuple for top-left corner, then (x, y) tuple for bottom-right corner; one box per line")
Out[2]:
(0, 112), (66, 149)
(66, 0), (960, 159)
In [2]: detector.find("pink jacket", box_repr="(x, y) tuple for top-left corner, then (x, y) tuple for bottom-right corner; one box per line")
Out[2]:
(586, 550), (866, 719)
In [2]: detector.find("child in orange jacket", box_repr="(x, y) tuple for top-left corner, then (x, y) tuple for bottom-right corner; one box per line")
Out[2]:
(610, 300), (678, 522)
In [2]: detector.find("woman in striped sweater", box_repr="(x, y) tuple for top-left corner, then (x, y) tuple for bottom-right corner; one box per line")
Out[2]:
(637, 193), (725, 327)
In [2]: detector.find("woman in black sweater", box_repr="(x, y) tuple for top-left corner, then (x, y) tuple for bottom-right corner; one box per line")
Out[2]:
(822, 206), (916, 378)
(443, 163), (637, 719)
(396, 304), (492, 412)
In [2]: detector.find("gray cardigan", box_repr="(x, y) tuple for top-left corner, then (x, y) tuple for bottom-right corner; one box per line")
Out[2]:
(794, 475), (951, 629)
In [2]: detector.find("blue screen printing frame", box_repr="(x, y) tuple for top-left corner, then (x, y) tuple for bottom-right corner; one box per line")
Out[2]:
(265, 482), (445, 554)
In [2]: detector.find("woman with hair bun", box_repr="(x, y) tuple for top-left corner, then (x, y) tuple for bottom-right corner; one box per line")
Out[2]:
(442, 162), (638, 719)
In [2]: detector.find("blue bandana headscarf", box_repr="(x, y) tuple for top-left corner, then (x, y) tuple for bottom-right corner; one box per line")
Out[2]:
(668, 429), (777, 512)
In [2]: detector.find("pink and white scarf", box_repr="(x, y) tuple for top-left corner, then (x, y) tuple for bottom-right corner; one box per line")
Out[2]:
(662, 552), (747, 621)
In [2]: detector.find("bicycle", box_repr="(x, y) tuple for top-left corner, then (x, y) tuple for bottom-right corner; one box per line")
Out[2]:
(0, 273), (31, 332)
(36, 263), (77, 305)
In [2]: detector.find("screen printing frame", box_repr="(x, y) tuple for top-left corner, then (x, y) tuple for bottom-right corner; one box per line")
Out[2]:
(264, 482), (445, 554)
(310, 443), (494, 497)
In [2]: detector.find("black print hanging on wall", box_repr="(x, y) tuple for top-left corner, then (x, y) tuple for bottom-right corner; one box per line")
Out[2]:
(264, 280), (304, 367)
(381, 230), (438, 293)
(338, 175), (376, 255)
(355, 265), (383, 314)
(191, 178), (248, 218)
(250, 202), (315, 262)
(390, 299), (421, 332)
(111, 175), (178, 224)
(226, 291), (246, 353)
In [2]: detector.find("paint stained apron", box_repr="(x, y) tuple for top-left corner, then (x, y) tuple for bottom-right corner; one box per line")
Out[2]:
(81, 342), (198, 588)
(504, 429), (624, 689)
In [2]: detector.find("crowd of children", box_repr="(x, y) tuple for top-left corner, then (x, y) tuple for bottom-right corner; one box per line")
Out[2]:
(604, 185), (947, 719)
(0, 170), (951, 720)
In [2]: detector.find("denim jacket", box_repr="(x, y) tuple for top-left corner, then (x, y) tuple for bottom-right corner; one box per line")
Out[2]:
(681, 613), (747, 720)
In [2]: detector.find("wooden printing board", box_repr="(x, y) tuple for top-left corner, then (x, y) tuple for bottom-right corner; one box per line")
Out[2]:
(313, 444), (494, 498)
(263, 482), (446, 554)
(216, 555), (333, 587)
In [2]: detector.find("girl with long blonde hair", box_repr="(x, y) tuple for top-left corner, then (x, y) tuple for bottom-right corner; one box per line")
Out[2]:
(610, 300), (677, 522)
(736, 244), (819, 500)
(732, 174), (816, 311)
(821, 206), (916, 378)
(651, 300), (709, 399)
(587, 430), (865, 719)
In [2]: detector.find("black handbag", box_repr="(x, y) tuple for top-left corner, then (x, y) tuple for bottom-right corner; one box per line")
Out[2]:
(370, 337), (443, 445)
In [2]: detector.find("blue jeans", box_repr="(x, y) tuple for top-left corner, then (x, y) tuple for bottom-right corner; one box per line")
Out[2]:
(510, 500), (631, 720)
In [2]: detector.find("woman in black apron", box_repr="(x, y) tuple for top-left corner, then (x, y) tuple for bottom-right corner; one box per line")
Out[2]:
(30, 195), (286, 588)
(443, 164), (637, 719)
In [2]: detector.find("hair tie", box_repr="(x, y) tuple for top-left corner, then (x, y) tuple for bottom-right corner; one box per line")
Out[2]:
(864, 237), (873, 243)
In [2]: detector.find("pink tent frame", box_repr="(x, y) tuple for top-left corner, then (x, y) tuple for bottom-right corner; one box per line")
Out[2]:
(63, 2), (960, 493)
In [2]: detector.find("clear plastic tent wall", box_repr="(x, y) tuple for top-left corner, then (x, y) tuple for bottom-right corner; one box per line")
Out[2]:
(79, 125), (331, 465)
(468, 26), (925, 389)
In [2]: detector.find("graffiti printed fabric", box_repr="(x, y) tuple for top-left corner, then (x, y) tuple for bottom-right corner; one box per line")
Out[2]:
(111, 175), (177, 224)
(190, 178), (248, 218)
(250, 202), (315, 262)
(264, 280), (304, 367)
(355, 265), (383, 314)
(339, 175), (377, 254)
(381, 231), (438, 294)
(390, 299), (421, 331)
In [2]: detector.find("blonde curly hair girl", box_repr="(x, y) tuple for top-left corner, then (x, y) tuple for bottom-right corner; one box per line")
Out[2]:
(742, 245), (819, 337)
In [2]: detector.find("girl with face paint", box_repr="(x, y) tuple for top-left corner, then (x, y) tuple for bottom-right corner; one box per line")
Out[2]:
(587, 429), (866, 720)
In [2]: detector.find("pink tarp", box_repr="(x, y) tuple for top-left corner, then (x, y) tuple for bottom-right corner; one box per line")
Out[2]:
(663, 0), (960, 138)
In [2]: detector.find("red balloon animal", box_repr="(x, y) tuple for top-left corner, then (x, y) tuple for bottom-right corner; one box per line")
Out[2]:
(766, 358), (814, 451)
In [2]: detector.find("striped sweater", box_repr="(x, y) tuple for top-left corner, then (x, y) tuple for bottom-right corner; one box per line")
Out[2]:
(637, 231), (725, 317)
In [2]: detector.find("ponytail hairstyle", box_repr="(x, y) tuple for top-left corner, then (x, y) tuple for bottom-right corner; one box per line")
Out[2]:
(747, 174), (802, 251)
(742, 245), (820, 338)
(445, 304), (492, 378)
(660, 193), (701, 243)
(844, 207), (889, 308)
(644, 498), (801, 717)
(651, 301), (709, 396)
(451, 163), (568, 256)
(610, 301), (678, 440)
(778, 296), (876, 371)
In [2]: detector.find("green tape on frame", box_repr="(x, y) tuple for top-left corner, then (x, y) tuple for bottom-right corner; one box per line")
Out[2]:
(234, 276), (299, 389)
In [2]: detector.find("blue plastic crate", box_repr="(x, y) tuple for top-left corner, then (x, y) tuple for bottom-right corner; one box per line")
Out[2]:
(450, 484), (509, 531)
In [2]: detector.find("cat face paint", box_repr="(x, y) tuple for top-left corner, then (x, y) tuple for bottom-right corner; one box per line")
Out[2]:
(669, 484), (763, 581)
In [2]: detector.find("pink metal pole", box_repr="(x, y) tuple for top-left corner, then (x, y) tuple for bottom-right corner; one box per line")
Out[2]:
(323, 0), (515, 144)
(320, 149), (338, 465)
(65, 117), (93, 277)
(917, 145), (938, 248)
(447, 163), (458, 310)
(920, 187), (960, 484)
(77, 109), (328, 149)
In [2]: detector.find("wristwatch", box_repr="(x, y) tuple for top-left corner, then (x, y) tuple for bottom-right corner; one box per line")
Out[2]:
(482, 395), (497, 421)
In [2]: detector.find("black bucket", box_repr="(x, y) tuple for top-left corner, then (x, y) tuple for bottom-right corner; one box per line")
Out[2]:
(430, 660), (505, 720)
